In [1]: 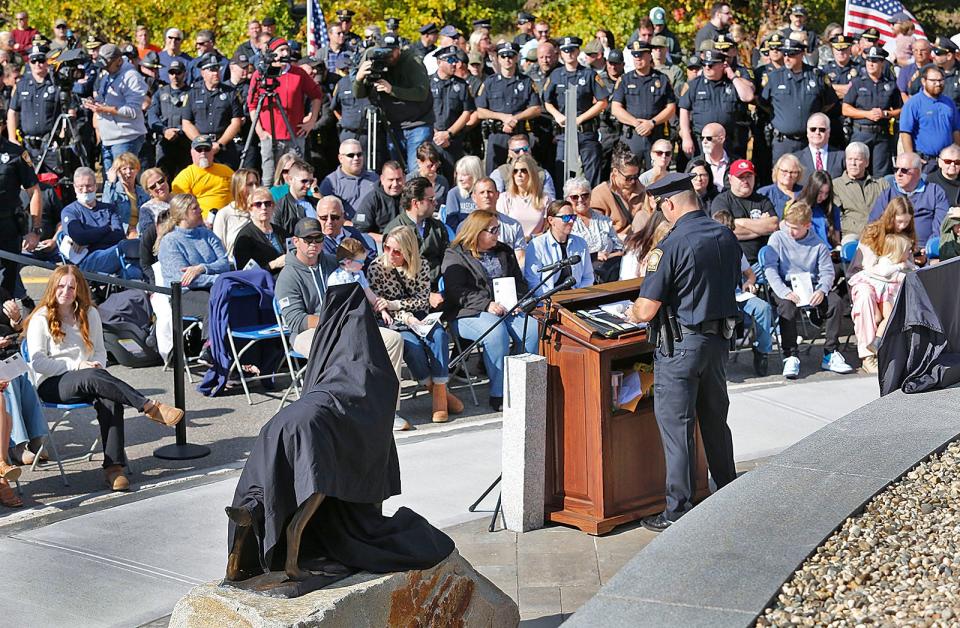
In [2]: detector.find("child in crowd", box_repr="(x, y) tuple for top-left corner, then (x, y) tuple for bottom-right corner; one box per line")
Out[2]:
(848, 232), (912, 344)
(328, 238), (391, 324)
(893, 18), (916, 67)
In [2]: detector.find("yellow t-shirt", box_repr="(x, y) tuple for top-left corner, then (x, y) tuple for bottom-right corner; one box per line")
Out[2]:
(171, 164), (234, 219)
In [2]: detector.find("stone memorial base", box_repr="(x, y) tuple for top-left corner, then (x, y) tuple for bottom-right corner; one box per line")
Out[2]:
(169, 549), (519, 627)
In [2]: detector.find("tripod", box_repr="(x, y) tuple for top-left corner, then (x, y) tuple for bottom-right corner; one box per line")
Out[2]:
(36, 90), (89, 177)
(461, 265), (575, 532)
(240, 83), (300, 170)
(364, 91), (406, 172)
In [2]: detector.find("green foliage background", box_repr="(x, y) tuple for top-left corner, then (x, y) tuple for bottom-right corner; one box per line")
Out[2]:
(0, 0), (954, 55)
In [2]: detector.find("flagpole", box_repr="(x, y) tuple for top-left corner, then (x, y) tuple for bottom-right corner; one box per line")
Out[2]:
(306, 0), (315, 56)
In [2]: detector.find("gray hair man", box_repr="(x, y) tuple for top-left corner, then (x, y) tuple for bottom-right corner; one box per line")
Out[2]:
(832, 142), (889, 240)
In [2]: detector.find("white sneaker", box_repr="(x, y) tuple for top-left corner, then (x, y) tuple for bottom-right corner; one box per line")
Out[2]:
(393, 415), (412, 431)
(782, 356), (800, 379)
(821, 352), (854, 374)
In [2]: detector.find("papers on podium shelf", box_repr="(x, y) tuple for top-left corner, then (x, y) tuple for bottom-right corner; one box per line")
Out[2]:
(493, 277), (518, 309)
(788, 272), (815, 307)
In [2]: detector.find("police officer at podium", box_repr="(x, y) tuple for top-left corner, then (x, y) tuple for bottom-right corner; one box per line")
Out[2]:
(628, 173), (741, 532)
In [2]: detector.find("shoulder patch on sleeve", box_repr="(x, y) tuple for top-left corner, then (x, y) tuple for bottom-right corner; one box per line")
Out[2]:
(278, 297), (290, 308)
(823, 73), (831, 86)
(680, 82), (689, 97)
(761, 73), (769, 87)
(477, 84), (485, 96)
(21, 151), (32, 167)
(646, 248), (663, 274)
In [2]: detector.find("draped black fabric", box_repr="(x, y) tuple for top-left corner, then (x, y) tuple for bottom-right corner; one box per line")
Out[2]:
(227, 283), (453, 579)
(879, 258), (960, 396)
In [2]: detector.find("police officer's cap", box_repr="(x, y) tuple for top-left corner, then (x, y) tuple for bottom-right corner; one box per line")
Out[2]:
(686, 55), (702, 69)
(608, 49), (625, 65)
(261, 17), (277, 27)
(436, 45), (460, 60)
(27, 45), (49, 62)
(335, 9), (355, 20)
(860, 27), (880, 42)
(335, 57), (352, 72)
(381, 32), (402, 49)
(496, 41), (520, 57)
(646, 173), (695, 200)
(386, 18), (401, 31)
(168, 59), (187, 73)
(419, 23), (439, 36)
(765, 33), (784, 49)
(517, 12), (536, 24)
(829, 34), (854, 50)
(780, 38), (805, 55)
(456, 49), (469, 64)
(84, 35), (104, 50)
(934, 37), (959, 54)
(790, 4), (807, 16)
(651, 35), (669, 49)
(142, 51), (161, 69)
(713, 33), (735, 50)
(863, 45), (888, 61)
(121, 44), (138, 59)
(191, 135), (214, 150)
(199, 53), (220, 71)
(558, 36), (582, 52)
(472, 19), (492, 29)
(630, 40), (652, 55)
(230, 51), (251, 66)
(439, 25), (460, 39)
(700, 49), (726, 65)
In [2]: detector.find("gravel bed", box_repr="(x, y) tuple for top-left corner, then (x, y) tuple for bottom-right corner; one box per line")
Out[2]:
(757, 441), (960, 627)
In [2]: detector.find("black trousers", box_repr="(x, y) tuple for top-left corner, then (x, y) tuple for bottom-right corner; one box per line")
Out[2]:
(652, 332), (736, 520)
(38, 369), (148, 468)
(0, 216), (23, 295)
(773, 290), (844, 357)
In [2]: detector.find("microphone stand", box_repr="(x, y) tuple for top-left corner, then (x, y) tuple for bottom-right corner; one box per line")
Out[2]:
(461, 265), (577, 532)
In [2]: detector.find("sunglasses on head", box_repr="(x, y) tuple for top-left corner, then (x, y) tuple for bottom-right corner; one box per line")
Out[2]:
(555, 214), (577, 223)
(251, 200), (274, 208)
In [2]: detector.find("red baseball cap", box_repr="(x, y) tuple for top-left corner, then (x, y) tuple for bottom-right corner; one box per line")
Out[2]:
(729, 159), (755, 178)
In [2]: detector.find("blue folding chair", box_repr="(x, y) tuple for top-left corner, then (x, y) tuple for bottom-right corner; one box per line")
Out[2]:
(272, 298), (309, 410)
(926, 235), (941, 260)
(20, 341), (73, 486)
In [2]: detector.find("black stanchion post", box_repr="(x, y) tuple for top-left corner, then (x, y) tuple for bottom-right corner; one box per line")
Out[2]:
(154, 281), (211, 460)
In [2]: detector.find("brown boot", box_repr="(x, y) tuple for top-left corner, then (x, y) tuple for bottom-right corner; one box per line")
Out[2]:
(445, 386), (464, 414)
(431, 383), (449, 423)
(105, 465), (130, 491)
(144, 401), (184, 427)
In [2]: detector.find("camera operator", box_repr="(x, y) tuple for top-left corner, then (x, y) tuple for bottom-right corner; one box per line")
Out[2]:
(84, 44), (148, 172)
(246, 38), (324, 184)
(353, 32), (434, 175)
(182, 53), (244, 169)
(7, 46), (65, 173)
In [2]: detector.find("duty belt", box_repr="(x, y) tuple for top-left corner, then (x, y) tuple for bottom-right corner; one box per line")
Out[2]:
(23, 135), (47, 145)
(774, 131), (804, 142)
(680, 318), (734, 336)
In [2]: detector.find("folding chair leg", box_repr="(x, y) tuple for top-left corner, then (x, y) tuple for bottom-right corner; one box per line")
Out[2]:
(452, 333), (480, 407)
(226, 329), (254, 405)
(32, 432), (69, 487)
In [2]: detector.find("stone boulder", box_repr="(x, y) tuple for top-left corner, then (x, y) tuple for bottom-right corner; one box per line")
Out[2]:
(169, 549), (519, 627)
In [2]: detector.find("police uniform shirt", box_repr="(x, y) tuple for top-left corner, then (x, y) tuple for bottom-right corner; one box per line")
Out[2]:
(843, 73), (902, 126)
(182, 81), (243, 136)
(475, 72), (539, 115)
(677, 75), (746, 133)
(637, 209), (741, 326)
(543, 65), (609, 117)
(823, 59), (862, 87)
(331, 74), (369, 132)
(612, 69), (676, 123)
(10, 73), (59, 137)
(760, 65), (837, 136)
(430, 74), (476, 132)
(410, 40), (435, 60)
(0, 139), (39, 216)
(148, 84), (190, 133)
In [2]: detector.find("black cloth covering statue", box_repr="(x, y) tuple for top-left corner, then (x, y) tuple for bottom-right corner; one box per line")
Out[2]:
(226, 283), (454, 581)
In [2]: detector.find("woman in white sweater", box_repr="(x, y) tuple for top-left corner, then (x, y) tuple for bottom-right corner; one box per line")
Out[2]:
(25, 266), (184, 491)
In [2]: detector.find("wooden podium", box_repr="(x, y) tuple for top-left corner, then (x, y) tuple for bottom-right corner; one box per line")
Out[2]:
(532, 279), (709, 535)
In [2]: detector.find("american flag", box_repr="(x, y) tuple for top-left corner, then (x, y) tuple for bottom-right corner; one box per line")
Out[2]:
(844, 0), (926, 52)
(306, 0), (330, 56)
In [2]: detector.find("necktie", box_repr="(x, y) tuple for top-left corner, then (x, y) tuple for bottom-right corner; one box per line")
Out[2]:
(815, 150), (823, 171)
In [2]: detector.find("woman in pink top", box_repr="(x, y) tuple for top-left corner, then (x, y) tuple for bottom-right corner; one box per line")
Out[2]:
(495, 154), (552, 239)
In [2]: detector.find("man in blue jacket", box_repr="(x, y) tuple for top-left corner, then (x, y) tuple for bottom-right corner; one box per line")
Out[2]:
(61, 167), (141, 279)
(869, 152), (949, 244)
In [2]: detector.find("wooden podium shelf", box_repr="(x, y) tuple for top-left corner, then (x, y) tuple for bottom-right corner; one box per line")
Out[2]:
(533, 279), (709, 535)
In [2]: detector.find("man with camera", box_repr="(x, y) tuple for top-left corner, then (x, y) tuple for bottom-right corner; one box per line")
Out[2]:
(353, 32), (434, 176)
(7, 46), (64, 173)
(246, 38), (324, 184)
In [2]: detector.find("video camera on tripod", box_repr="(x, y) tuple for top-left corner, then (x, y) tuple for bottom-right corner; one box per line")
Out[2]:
(34, 47), (92, 178)
(361, 47), (393, 84)
(48, 47), (89, 93)
(254, 47), (284, 90)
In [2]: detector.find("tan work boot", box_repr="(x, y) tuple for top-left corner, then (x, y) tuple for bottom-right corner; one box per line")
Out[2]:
(431, 383), (450, 423)
(105, 465), (130, 491)
(429, 382), (464, 414)
(144, 401), (184, 427)
(861, 355), (879, 374)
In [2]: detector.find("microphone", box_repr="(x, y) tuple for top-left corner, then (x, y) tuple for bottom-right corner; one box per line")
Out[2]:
(537, 254), (582, 273)
(516, 276), (578, 313)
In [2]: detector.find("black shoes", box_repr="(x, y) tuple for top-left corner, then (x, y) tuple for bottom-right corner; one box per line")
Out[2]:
(752, 349), (768, 377)
(641, 513), (674, 533)
(489, 396), (503, 412)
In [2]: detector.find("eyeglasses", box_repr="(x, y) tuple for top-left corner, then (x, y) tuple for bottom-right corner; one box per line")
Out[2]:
(653, 150), (672, 156)
(555, 214), (577, 223)
(317, 214), (342, 221)
(195, 146), (211, 152)
(55, 25), (66, 29)
(251, 200), (275, 208)
(781, 170), (801, 176)
(483, 225), (501, 235)
(701, 136), (717, 142)
(148, 177), (167, 190)
(691, 173), (709, 179)
(616, 169), (640, 182)
(924, 78), (945, 84)
(294, 177), (315, 185)
(29, 59), (47, 64)
(167, 36), (182, 41)
(300, 236), (323, 244)
(535, 30), (550, 35)
(510, 146), (530, 153)
(808, 127), (827, 133)
(896, 167), (916, 175)
(442, 56), (459, 64)
(513, 168), (529, 175)
(340, 152), (362, 159)
(941, 159), (960, 166)
(567, 193), (589, 201)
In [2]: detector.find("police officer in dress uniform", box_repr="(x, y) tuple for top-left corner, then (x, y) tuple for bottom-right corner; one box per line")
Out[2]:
(759, 37), (837, 165)
(148, 59), (192, 178)
(932, 37), (960, 107)
(753, 34), (786, 187)
(430, 45), (476, 180)
(611, 41), (677, 171)
(543, 36), (609, 188)
(822, 34), (861, 147)
(476, 42), (541, 174)
(841, 46), (902, 177)
(7, 46), (62, 173)
(678, 49), (754, 163)
(0, 117), (42, 295)
(628, 172), (741, 532)
(181, 53), (244, 169)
